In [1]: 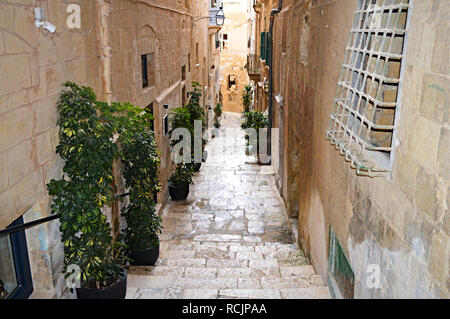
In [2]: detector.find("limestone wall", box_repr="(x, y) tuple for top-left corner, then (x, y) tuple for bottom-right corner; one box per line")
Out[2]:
(220, 0), (250, 113)
(0, 0), (216, 298)
(0, 0), (102, 298)
(261, 0), (449, 298)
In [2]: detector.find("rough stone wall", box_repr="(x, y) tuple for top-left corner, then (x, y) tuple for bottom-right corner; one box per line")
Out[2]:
(108, 0), (202, 204)
(0, 0), (215, 298)
(265, 0), (449, 298)
(0, 0), (101, 298)
(220, 0), (250, 113)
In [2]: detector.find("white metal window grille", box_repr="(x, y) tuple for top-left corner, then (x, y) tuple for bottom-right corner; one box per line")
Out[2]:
(326, 0), (410, 177)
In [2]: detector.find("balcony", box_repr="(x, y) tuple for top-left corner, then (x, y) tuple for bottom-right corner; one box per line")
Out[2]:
(247, 54), (261, 81)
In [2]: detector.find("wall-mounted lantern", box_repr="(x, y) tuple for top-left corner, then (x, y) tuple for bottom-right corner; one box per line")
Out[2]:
(216, 7), (225, 26)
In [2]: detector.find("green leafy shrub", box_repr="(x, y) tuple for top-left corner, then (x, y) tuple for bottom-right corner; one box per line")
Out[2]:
(120, 129), (162, 252)
(214, 103), (223, 118)
(47, 82), (163, 289)
(169, 81), (206, 170)
(241, 110), (268, 161)
(47, 82), (125, 290)
(242, 85), (253, 113)
(168, 164), (194, 186)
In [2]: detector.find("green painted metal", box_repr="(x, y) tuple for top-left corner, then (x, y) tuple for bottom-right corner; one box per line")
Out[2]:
(328, 227), (355, 299)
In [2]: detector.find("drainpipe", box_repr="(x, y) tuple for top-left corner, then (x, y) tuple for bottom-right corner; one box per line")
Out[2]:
(267, 0), (283, 160)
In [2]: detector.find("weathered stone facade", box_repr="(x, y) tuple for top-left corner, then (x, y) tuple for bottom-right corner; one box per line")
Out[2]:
(250, 0), (449, 298)
(219, 0), (251, 113)
(0, 0), (221, 298)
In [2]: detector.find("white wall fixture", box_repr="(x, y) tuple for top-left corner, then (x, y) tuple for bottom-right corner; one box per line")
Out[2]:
(34, 7), (56, 33)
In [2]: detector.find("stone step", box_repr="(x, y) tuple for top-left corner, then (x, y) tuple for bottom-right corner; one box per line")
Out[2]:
(128, 266), (323, 283)
(280, 287), (331, 299)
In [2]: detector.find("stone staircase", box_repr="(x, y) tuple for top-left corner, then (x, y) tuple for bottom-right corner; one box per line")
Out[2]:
(125, 113), (331, 299)
(126, 240), (330, 299)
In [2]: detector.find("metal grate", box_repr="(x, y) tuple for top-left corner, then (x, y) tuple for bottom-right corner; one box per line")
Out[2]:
(326, 0), (410, 177)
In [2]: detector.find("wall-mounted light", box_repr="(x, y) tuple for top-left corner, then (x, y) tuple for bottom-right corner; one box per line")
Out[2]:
(216, 7), (225, 26)
(163, 104), (169, 109)
(34, 8), (56, 33)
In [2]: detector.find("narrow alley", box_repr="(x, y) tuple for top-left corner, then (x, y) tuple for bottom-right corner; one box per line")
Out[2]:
(126, 113), (330, 299)
(0, 0), (448, 301)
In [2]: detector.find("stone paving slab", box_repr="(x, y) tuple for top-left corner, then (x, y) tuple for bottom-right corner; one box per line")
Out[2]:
(126, 113), (330, 299)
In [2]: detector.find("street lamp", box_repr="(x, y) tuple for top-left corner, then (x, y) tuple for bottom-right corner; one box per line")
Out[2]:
(215, 7), (225, 26)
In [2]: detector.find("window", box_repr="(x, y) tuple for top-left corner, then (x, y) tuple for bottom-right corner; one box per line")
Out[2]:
(326, 0), (410, 177)
(196, 43), (199, 65)
(163, 115), (169, 136)
(228, 74), (237, 90)
(181, 65), (186, 81)
(328, 228), (354, 299)
(141, 53), (155, 88)
(222, 33), (228, 50)
(215, 33), (220, 49)
(188, 53), (191, 72)
(0, 217), (33, 299)
(260, 32), (269, 63)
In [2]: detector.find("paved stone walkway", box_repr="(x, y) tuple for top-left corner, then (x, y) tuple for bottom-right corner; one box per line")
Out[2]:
(126, 112), (330, 299)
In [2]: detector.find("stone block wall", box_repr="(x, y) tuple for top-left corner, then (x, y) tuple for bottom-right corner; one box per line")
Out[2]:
(0, 0), (216, 298)
(264, 0), (448, 298)
(0, 0), (101, 298)
(220, 1), (251, 113)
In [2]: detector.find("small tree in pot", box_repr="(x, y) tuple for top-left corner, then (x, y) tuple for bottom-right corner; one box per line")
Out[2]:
(241, 110), (268, 164)
(168, 164), (194, 201)
(242, 85), (253, 113)
(185, 82), (206, 172)
(47, 82), (127, 299)
(120, 127), (162, 266)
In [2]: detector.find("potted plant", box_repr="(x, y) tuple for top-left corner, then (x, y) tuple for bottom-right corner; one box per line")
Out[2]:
(47, 82), (127, 299)
(213, 119), (221, 138)
(186, 82), (206, 170)
(242, 85), (253, 113)
(120, 125), (162, 266)
(241, 110), (268, 164)
(169, 82), (206, 174)
(214, 103), (223, 121)
(168, 164), (194, 201)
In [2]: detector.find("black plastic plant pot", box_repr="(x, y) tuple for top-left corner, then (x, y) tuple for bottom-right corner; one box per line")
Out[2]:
(130, 242), (160, 266)
(169, 183), (190, 201)
(193, 162), (202, 172)
(76, 269), (127, 299)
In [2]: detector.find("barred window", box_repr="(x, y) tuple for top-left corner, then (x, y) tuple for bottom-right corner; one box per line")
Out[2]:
(326, 0), (410, 177)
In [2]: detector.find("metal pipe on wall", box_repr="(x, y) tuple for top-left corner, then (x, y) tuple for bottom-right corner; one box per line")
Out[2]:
(268, 0), (283, 159)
